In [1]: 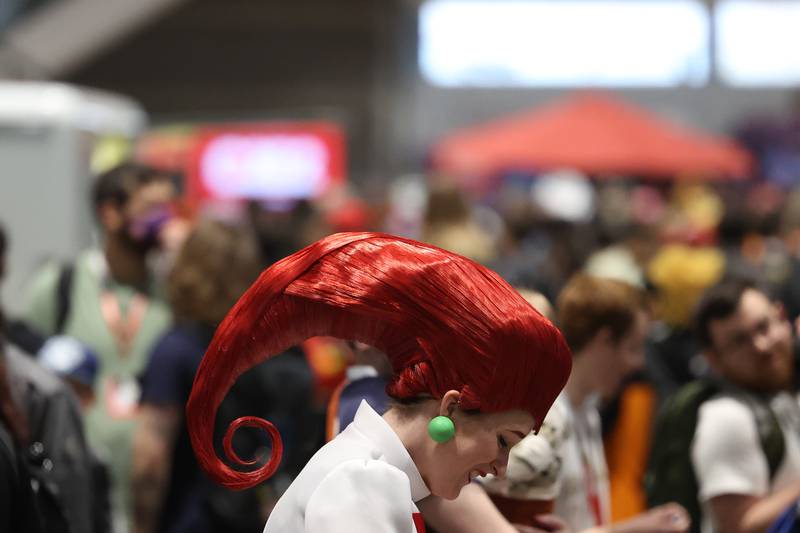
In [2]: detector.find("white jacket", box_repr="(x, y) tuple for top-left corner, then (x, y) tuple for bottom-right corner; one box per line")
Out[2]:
(264, 400), (430, 532)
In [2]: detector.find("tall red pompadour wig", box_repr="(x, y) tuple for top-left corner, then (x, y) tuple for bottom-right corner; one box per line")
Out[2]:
(186, 232), (571, 489)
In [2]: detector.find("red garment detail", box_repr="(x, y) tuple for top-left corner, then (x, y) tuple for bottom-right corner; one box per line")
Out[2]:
(582, 456), (604, 526)
(99, 291), (148, 357)
(412, 512), (426, 533)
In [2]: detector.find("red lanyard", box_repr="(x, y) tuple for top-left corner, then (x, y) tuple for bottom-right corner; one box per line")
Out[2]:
(572, 404), (605, 527)
(99, 290), (148, 357)
(582, 455), (604, 526)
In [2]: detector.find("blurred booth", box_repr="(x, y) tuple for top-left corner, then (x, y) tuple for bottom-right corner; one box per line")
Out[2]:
(136, 121), (347, 208)
(136, 121), (353, 395)
(432, 92), (753, 195)
(0, 81), (146, 313)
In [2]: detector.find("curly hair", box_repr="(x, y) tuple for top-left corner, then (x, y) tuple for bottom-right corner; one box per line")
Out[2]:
(167, 219), (262, 326)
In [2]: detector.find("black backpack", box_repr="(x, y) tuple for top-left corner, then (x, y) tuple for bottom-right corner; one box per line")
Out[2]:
(4, 338), (101, 533)
(645, 379), (785, 533)
(5, 262), (74, 355)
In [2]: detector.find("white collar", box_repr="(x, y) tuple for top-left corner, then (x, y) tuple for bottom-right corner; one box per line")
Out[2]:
(351, 400), (431, 502)
(562, 391), (600, 415)
(346, 365), (379, 382)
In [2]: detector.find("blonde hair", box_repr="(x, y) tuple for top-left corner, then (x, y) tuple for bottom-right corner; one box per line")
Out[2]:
(516, 288), (555, 322)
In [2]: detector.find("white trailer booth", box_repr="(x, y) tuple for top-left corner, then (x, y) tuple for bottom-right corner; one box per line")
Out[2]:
(0, 81), (146, 314)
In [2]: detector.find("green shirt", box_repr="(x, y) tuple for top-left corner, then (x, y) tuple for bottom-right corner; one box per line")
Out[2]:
(24, 249), (172, 528)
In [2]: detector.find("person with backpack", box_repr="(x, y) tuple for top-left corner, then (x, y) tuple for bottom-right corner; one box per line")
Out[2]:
(22, 164), (182, 532)
(647, 279), (800, 533)
(38, 335), (113, 533)
(1, 221), (108, 533)
(0, 338), (46, 533)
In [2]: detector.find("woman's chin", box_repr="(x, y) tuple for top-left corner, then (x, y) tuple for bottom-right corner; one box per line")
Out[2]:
(431, 484), (464, 501)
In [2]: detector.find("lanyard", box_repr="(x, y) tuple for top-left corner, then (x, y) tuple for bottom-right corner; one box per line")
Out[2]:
(581, 453), (604, 526)
(99, 290), (148, 357)
(568, 396), (606, 527)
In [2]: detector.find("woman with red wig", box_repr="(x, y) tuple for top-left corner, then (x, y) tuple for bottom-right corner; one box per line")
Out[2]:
(186, 232), (572, 532)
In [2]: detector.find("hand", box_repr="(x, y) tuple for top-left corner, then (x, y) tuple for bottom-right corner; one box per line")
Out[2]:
(514, 514), (572, 533)
(612, 503), (690, 533)
(646, 503), (691, 532)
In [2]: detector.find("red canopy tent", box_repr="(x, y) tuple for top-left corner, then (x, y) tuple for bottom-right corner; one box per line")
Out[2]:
(431, 93), (752, 191)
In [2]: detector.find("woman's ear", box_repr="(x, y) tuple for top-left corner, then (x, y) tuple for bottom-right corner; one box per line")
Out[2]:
(438, 390), (461, 417)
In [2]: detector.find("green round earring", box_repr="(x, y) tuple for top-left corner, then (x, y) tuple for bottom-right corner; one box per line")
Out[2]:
(428, 415), (456, 443)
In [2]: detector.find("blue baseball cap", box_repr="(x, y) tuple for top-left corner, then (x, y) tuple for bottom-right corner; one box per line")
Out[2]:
(38, 335), (99, 388)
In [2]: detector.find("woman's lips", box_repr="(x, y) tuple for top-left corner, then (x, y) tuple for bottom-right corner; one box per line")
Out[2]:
(467, 469), (489, 484)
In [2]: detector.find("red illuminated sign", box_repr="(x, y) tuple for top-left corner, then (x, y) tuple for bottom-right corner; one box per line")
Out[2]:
(187, 122), (346, 202)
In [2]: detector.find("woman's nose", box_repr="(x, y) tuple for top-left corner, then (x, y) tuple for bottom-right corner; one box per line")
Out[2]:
(493, 449), (510, 477)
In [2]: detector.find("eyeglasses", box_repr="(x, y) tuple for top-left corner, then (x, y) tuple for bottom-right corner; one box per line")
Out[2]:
(715, 308), (785, 356)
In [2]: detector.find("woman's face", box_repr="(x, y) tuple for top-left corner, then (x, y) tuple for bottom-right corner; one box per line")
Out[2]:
(421, 395), (534, 500)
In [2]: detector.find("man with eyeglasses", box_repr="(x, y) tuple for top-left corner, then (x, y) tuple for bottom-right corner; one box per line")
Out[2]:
(688, 279), (800, 533)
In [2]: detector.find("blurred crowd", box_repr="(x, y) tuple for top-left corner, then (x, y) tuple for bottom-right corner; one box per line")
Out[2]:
(3, 156), (800, 533)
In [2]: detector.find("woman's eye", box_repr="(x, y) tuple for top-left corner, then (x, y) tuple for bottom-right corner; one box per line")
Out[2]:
(497, 436), (508, 449)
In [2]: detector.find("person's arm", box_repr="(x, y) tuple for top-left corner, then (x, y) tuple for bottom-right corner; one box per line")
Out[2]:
(132, 331), (195, 533)
(584, 503), (689, 533)
(131, 404), (180, 533)
(419, 483), (571, 533)
(691, 398), (778, 533)
(707, 480), (800, 533)
(419, 483), (520, 533)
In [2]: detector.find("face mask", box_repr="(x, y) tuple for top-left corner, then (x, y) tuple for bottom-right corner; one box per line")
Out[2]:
(125, 207), (173, 253)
